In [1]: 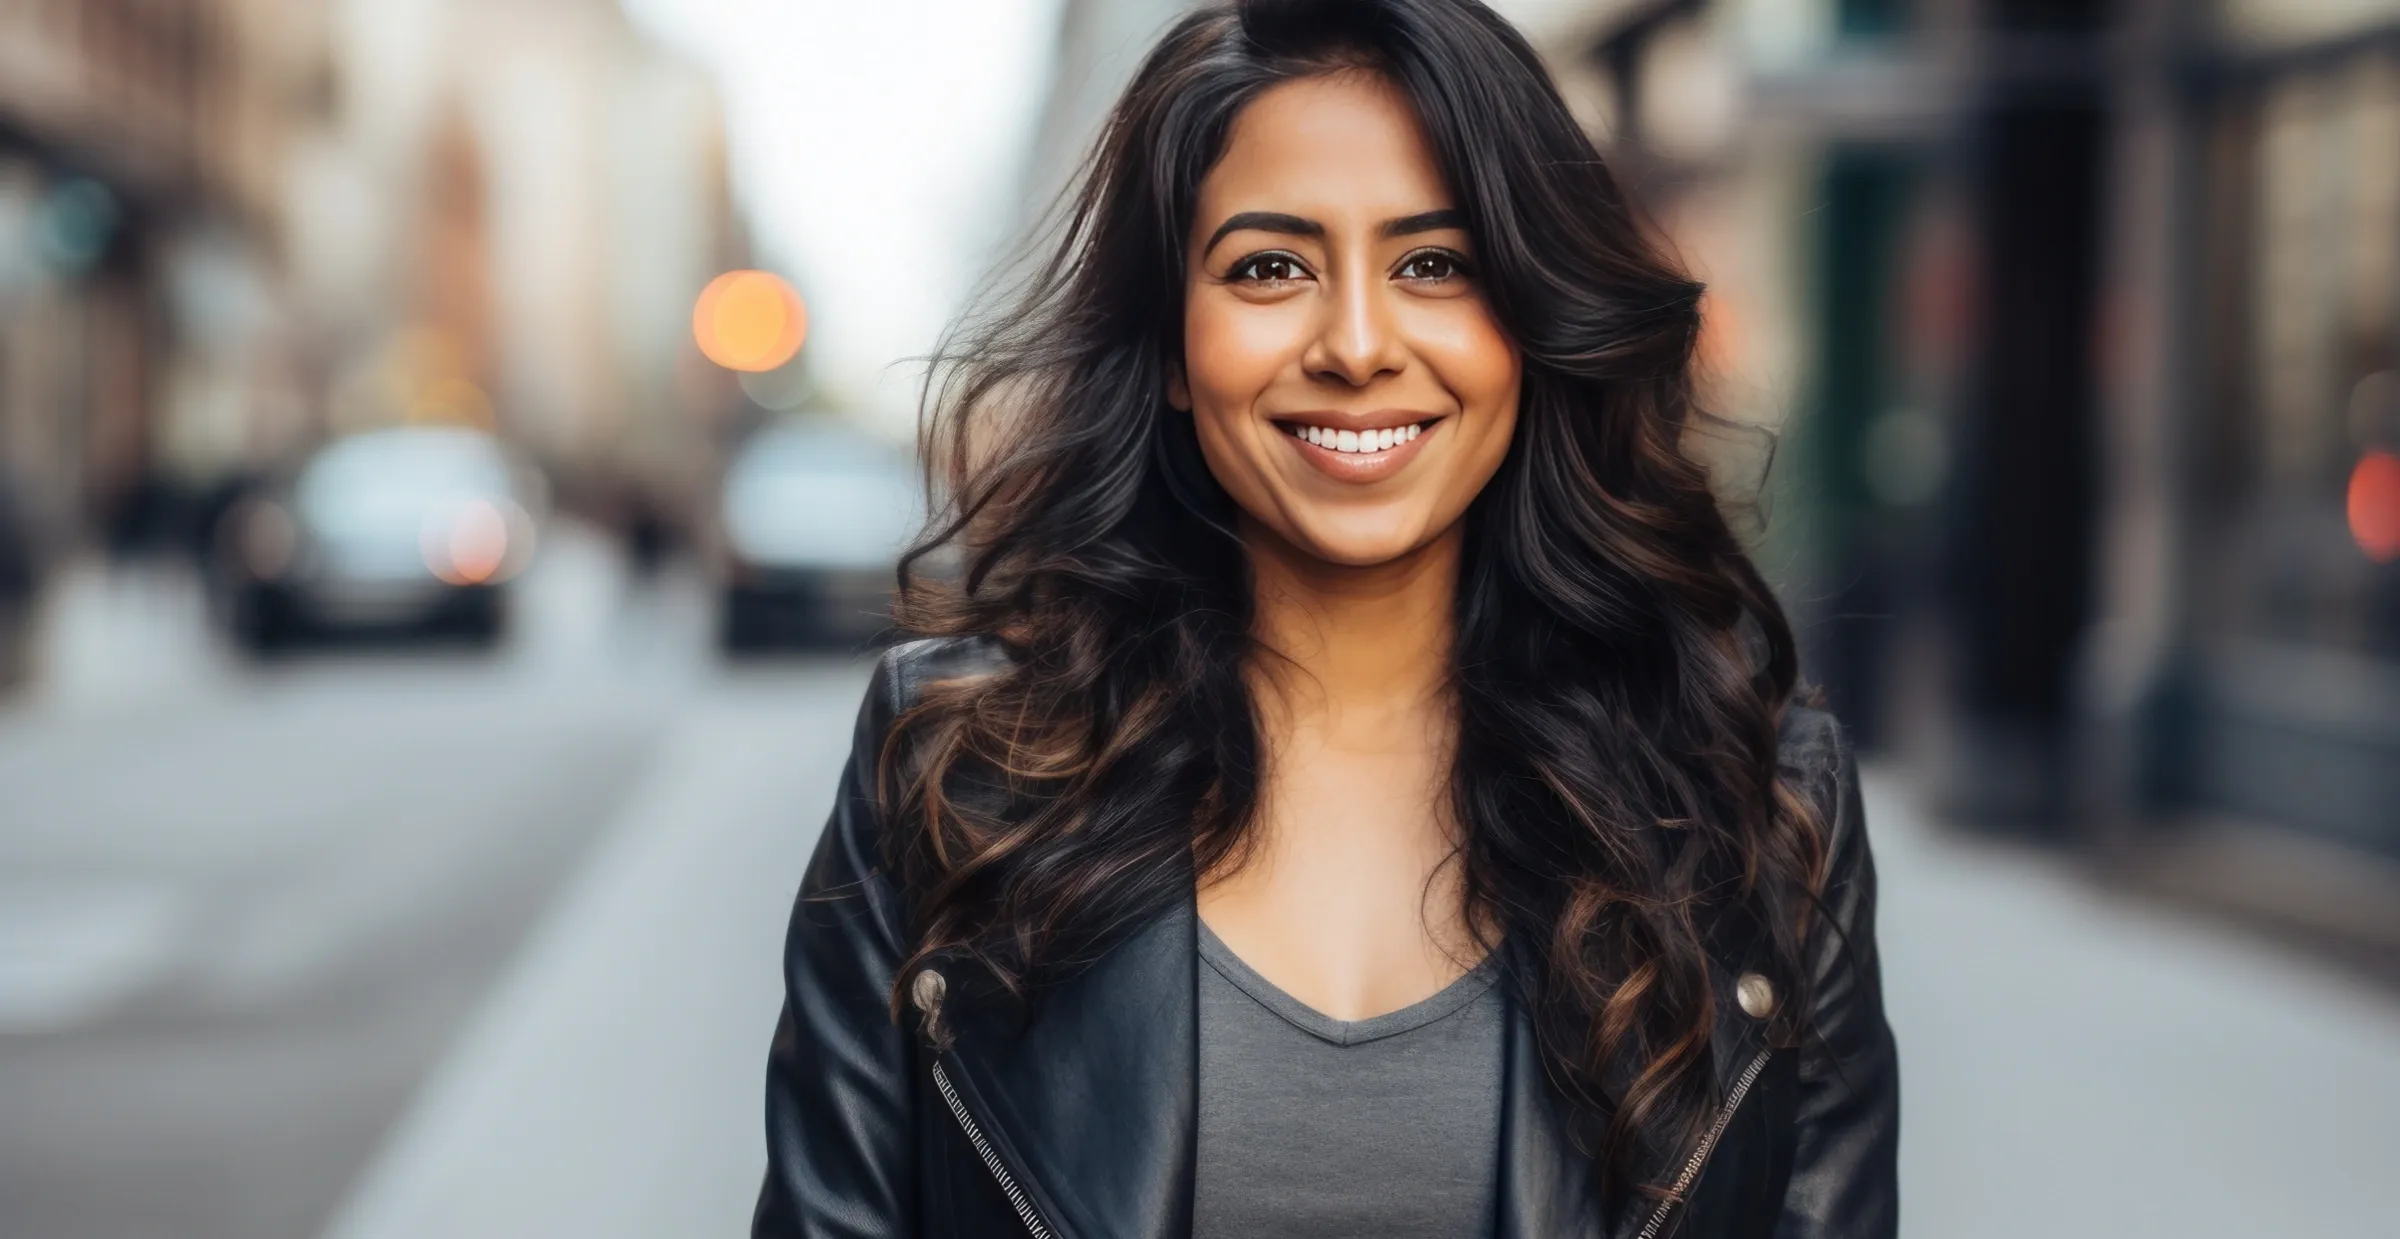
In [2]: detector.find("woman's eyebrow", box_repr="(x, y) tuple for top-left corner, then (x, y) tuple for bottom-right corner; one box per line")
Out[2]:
(1200, 207), (1465, 255)
(1203, 210), (1322, 255)
(1380, 208), (1463, 238)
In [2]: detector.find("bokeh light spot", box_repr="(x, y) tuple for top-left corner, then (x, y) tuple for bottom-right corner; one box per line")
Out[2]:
(2349, 449), (2400, 563)
(694, 270), (806, 372)
(423, 499), (512, 584)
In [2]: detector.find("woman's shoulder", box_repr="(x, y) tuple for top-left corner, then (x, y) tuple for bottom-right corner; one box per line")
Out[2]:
(1774, 696), (1867, 859)
(1774, 698), (1847, 777)
(871, 633), (1016, 715)
(1776, 696), (1859, 817)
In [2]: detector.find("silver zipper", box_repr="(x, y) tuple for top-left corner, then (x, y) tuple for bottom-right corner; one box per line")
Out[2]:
(931, 1059), (1055, 1239)
(1633, 1047), (1774, 1239)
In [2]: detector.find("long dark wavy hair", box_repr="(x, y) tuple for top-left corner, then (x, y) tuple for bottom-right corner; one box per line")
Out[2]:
(886, 0), (1827, 1208)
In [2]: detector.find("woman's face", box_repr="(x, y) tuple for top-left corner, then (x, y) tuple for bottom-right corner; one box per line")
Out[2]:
(1173, 71), (1521, 569)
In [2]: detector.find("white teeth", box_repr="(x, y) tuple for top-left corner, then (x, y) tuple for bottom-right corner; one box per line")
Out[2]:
(1289, 422), (1428, 452)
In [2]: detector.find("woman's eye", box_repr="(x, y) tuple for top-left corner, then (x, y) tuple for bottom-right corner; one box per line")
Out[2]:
(1398, 250), (1467, 282)
(1231, 253), (1307, 283)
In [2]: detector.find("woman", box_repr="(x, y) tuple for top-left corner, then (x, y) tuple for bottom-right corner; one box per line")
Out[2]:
(755, 1), (1897, 1236)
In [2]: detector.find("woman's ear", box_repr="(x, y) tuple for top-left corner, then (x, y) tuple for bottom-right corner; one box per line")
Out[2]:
(1166, 362), (1191, 412)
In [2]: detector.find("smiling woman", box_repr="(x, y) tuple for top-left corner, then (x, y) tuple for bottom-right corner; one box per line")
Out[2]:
(754, 2), (1897, 1237)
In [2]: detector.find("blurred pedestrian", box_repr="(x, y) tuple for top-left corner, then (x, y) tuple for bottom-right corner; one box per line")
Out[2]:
(0, 474), (32, 688)
(621, 488), (673, 581)
(755, 3), (1896, 1237)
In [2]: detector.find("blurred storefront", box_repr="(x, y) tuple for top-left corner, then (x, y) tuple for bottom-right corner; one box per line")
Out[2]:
(0, 0), (744, 595)
(2135, 0), (2400, 855)
(0, 0), (316, 562)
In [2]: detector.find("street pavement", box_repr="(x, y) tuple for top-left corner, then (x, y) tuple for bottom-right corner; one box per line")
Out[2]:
(4, 533), (2398, 1238)
(0, 528), (816, 1239)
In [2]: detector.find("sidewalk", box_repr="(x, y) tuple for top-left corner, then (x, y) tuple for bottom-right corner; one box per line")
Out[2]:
(1869, 771), (2400, 1237)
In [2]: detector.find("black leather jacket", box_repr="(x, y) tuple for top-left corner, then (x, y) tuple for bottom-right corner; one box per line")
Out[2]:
(755, 637), (1899, 1239)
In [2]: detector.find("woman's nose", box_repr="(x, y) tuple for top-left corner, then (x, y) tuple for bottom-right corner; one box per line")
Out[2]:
(1304, 273), (1405, 387)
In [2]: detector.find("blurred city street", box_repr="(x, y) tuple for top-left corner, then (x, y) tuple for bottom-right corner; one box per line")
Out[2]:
(3, 0), (2399, 1237)
(3, 539), (2394, 1239)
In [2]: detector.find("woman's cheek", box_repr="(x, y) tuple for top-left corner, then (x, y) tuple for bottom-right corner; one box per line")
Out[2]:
(1415, 305), (1517, 406)
(1189, 303), (1299, 407)
(1183, 319), (1243, 445)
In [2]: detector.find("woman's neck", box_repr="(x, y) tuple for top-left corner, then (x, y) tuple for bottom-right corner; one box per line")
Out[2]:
(1241, 516), (1460, 726)
(1211, 515), (1488, 1014)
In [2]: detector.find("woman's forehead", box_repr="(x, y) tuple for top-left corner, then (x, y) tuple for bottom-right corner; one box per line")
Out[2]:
(1197, 72), (1454, 229)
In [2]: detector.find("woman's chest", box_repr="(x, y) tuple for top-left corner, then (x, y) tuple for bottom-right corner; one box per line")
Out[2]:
(1199, 744), (1479, 1021)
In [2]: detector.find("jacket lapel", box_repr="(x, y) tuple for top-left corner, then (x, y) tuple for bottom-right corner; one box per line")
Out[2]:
(1495, 985), (1607, 1237)
(944, 896), (1198, 1239)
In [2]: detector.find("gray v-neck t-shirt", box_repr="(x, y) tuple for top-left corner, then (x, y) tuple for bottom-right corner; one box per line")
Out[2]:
(1191, 923), (1507, 1238)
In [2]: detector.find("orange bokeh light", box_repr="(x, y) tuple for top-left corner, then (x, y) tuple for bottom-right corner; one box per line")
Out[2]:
(2350, 449), (2400, 563)
(694, 270), (806, 372)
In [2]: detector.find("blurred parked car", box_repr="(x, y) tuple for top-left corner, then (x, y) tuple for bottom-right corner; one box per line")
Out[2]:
(710, 420), (922, 652)
(209, 426), (542, 652)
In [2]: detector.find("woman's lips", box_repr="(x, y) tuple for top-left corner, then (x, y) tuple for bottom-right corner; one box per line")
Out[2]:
(1275, 416), (1441, 483)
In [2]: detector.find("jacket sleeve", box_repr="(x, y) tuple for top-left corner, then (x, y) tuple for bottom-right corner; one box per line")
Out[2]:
(1776, 721), (1900, 1239)
(754, 653), (920, 1238)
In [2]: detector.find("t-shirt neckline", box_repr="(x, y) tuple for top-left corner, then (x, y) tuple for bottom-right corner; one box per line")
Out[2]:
(1196, 920), (1503, 1047)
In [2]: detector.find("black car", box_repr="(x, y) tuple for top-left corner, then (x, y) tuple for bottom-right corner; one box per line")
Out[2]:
(211, 427), (541, 651)
(712, 421), (922, 652)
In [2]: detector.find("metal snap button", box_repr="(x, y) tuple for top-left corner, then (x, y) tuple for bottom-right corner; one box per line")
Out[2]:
(911, 968), (947, 1015)
(1736, 972), (1776, 1019)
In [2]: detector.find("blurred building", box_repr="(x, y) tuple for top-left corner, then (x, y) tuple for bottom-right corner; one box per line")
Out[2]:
(0, 0), (744, 583)
(0, 0), (327, 563)
(280, 0), (747, 538)
(432, 0), (746, 519)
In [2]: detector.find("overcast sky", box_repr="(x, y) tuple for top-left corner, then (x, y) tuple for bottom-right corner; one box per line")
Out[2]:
(620, 0), (1065, 429)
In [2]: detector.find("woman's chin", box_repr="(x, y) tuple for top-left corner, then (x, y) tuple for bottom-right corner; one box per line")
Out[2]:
(1273, 513), (1447, 571)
